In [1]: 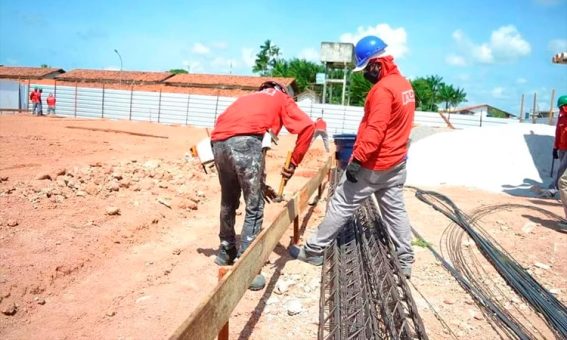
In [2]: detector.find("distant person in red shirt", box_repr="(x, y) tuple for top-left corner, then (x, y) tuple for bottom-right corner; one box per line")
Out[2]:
(30, 88), (39, 115)
(211, 80), (315, 290)
(312, 117), (330, 152)
(46, 93), (56, 115)
(553, 95), (567, 227)
(290, 35), (417, 279)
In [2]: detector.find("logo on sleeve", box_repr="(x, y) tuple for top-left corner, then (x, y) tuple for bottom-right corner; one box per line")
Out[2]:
(402, 90), (415, 105)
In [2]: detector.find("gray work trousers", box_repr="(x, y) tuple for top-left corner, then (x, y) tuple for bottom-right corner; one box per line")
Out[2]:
(559, 168), (567, 219)
(212, 135), (265, 254)
(554, 150), (567, 190)
(305, 161), (414, 268)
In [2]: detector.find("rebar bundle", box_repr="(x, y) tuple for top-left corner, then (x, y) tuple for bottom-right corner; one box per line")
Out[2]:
(319, 170), (427, 339)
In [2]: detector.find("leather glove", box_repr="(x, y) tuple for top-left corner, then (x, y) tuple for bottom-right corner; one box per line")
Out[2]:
(345, 160), (361, 183)
(262, 185), (277, 203)
(553, 148), (559, 159)
(281, 163), (296, 180)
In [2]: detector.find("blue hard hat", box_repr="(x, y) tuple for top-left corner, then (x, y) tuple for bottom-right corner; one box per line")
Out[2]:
(353, 35), (388, 72)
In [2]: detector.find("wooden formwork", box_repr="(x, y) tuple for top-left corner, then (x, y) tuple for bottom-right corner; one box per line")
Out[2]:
(170, 157), (332, 340)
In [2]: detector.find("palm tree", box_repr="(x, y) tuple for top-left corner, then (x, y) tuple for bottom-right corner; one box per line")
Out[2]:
(253, 40), (281, 76)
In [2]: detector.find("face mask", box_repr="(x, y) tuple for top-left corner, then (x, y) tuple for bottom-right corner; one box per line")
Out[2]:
(363, 70), (380, 84)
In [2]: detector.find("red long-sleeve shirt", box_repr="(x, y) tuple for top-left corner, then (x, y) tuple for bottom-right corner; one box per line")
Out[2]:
(211, 88), (315, 166)
(47, 96), (56, 107)
(555, 107), (567, 150)
(352, 56), (415, 170)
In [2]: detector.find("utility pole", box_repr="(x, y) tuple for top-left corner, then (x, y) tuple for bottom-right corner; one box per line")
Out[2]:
(114, 49), (123, 86)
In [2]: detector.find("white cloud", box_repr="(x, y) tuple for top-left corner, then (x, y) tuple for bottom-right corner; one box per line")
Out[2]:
(451, 25), (531, 64)
(192, 42), (210, 55)
(182, 60), (204, 73)
(549, 39), (567, 53)
(491, 87), (507, 99)
(446, 54), (467, 66)
(212, 41), (228, 49)
(241, 48), (256, 68)
(456, 73), (470, 81)
(298, 47), (319, 62)
(211, 57), (240, 73)
(339, 24), (409, 59)
(516, 77), (527, 84)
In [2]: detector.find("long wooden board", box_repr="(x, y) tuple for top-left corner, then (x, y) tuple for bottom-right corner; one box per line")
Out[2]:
(170, 157), (331, 340)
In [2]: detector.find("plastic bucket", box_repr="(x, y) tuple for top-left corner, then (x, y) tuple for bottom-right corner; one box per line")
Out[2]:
(333, 134), (357, 169)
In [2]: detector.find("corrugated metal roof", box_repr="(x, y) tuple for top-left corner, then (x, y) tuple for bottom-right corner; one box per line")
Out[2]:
(56, 69), (173, 83)
(0, 66), (64, 79)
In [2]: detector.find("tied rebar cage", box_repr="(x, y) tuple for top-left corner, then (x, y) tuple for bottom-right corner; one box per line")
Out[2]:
(319, 169), (428, 339)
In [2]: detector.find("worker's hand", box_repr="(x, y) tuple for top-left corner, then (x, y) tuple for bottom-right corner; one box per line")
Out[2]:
(553, 148), (559, 159)
(345, 160), (361, 183)
(263, 185), (278, 203)
(281, 163), (296, 180)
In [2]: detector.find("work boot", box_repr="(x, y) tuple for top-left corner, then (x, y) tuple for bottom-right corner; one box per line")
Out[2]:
(558, 220), (567, 229)
(400, 267), (412, 280)
(214, 241), (237, 266)
(248, 274), (266, 291)
(288, 245), (324, 266)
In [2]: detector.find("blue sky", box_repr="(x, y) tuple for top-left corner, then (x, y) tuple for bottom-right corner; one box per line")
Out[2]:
(1, 0), (566, 113)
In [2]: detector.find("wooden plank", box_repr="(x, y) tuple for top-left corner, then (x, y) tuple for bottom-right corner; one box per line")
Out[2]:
(169, 157), (332, 340)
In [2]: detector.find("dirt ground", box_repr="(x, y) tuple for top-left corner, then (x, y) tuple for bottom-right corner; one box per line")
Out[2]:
(0, 112), (565, 339)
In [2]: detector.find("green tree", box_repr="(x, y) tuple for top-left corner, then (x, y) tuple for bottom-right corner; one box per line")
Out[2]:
(348, 72), (372, 106)
(272, 58), (324, 93)
(253, 40), (281, 76)
(40, 64), (50, 68)
(411, 78), (435, 111)
(169, 68), (188, 74)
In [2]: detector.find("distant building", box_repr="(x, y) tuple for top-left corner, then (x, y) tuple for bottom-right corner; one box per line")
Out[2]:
(0, 66), (64, 80)
(451, 104), (515, 118)
(296, 89), (321, 104)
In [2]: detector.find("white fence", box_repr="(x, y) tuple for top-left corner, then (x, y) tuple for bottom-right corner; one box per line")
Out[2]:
(28, 83), (536, 134)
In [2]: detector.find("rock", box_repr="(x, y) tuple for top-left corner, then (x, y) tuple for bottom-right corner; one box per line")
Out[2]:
(144, 160), (160, 170)
(76, 191), (87, 197)
(84, 183), (99, 196)
(7, 220), (18, 227)
(34, 297), (46, 305)
(2, 303), (17, 316)
(111, 172), (123, 180)
(522, 222), (537, 234)
(196, 191), (205, 198)
(534, 262), (551, 270)
(157, 197), (172, 208)
(178, 200), (198, 211)
(106, 310), (116, 317)
(106, 181), (120, 192)
(0, 176), (8, 182)
(35, 173), (51, 181)
(443, 298), (456, 305)
(172, 249), (182, 255)
(286, 299), (303, 316)
(119, 180), (130, 189)
(266, 296), (280, 305)
(105, 207), (120, 216)
(54, 168), (66, 177)
(158, 182), (168, 189)
(550, 288), (561, 295)
(275, 279), (295, 295)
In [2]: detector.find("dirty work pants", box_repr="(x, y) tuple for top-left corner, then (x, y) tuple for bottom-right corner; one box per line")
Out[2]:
(212, 135), (265, 254)
(305, 161), (414, 269)
(559, 168), (567, 219)
(554, 150), (567, 191)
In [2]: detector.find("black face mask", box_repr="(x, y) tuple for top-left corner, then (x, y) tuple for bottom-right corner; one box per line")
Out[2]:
(363, 70), (380, 84)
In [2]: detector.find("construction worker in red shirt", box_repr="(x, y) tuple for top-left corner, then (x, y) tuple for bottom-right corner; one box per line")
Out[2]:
(47, 93), (56, 115)
(554, 95), (567, 227)
(211, 80), (315, 290)
(312, 117), (330, 152)
(30, 88), (39, 115)
(290, 35), (416, 279)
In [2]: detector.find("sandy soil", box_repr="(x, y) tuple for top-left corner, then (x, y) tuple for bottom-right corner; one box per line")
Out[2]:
(0, 112), (565, 339)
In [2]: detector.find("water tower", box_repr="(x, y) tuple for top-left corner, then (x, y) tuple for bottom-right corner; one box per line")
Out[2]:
(319, 42), (354, 105)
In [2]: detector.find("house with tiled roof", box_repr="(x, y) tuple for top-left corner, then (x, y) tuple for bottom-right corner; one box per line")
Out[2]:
(55, 69), (174, 85)
(0, 66), (64, 80)
(164, 73), (297, 97)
